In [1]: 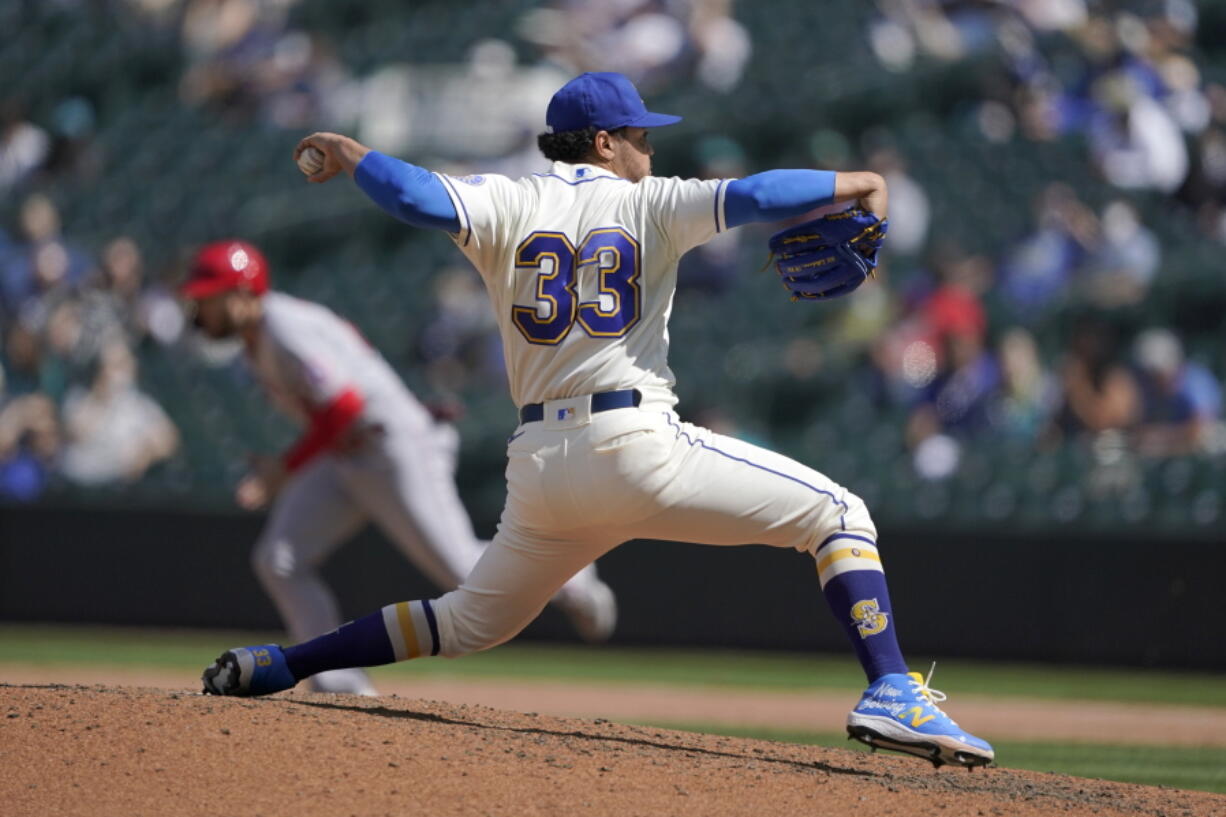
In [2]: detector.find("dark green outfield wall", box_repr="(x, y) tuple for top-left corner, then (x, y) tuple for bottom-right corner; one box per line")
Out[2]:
(2, 504), (1221, 669)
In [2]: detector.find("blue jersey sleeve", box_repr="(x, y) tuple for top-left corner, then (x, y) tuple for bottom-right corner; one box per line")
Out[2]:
(724, 169), (837, 228)
(353, 151), (461, 233)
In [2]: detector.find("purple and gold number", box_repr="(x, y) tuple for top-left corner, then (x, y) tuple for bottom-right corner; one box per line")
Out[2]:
(253, 648), (273, 667)
(577, 228), (640, 337)
(512, 232), (577, 345)
(512, 228), (641, 344)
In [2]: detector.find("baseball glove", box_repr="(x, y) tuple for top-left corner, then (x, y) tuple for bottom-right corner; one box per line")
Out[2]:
(768, 206), (888, 301)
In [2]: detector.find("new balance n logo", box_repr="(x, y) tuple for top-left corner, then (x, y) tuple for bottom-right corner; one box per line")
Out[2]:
(901, 706), (935, 728)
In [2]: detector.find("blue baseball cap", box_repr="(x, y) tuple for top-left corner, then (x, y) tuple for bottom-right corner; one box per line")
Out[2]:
(546, 72), (682, 133)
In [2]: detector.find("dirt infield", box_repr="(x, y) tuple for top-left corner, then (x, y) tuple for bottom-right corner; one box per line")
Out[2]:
(3, 684), (1224, 817)
(3, 663), (1225, 747)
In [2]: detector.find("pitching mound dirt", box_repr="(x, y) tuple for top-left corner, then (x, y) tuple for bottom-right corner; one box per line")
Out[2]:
(2, 684), (1223, 817)
(5, 663), (1224, 747)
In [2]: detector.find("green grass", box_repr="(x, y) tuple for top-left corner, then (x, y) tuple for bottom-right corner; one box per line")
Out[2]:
(645, 723), (1226, 794)
(2, 624), (1224, 707)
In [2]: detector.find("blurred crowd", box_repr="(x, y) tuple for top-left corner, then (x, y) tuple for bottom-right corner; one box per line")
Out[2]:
(0, 0), (344, 503)
(128, 0), (348, 129)
(354, 0), (752, 169)
(848, 0), (1226, 482)
(518, 0), (750, 94)
(3, 0), (1224, 521)
(0, 193), (182, 502)
(870, 0), (1226, 239)
(857, 246), (1224, 482)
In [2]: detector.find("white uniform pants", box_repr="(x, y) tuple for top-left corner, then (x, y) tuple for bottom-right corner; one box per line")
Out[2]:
(432, 395), (876, 657)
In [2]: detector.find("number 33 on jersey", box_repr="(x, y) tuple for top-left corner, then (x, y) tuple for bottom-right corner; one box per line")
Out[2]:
(513, 228), (640, 344)
(436, 163), (731, 407)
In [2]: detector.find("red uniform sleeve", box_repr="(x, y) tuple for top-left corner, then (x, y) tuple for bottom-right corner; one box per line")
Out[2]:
(282, 388), (365, 472)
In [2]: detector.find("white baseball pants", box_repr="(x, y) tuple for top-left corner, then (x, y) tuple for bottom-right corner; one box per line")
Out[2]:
(430, 393), (876, 657)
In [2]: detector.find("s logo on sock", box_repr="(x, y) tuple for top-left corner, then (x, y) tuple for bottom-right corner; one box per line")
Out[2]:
(851, 598), (889, 638)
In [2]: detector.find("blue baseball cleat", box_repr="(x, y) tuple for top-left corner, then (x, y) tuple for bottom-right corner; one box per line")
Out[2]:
(201, 645), (297, 697)
(846, 667), (994, 768)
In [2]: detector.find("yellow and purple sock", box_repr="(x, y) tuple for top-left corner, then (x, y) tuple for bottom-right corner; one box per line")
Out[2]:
(815, 533), (908, 682)
(282, 599), (440, 681)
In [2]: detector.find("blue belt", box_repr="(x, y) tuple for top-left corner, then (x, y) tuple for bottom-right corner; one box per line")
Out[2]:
(519, 389), (642, 424)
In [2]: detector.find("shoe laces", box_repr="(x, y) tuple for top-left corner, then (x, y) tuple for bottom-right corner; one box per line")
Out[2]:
(906, 662), (949, 708)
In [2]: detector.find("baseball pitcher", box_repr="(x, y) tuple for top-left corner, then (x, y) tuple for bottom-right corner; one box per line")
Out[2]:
(182, 241), (617, 695)
(202, 72), (993, 767)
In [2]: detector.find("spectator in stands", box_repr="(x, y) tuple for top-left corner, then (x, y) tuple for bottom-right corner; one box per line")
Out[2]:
(0, 99), (49, 192)
(1132, 328), (1222, 457)
(179, 0), (265, 108)
(79, 236), (144, 347)
(520, 0), (749, 94)
(906, 322), (1000, 443)
(38, 296), (91, 404)
(894, 248), (997, 481)
(689, 0), (752, 93)
(1086, 70), (1188, 194)
(26, 240), (75, 314)
(0, 392), (61, 502)
(1015, 0), (1088, 33)
(1079, 199), (1160, 309)
(2, 290), (92, 405)
(521, 0), (685, 91)
(59, 341), (178, 485)
(867, 146), (929, 257)
(80, 236), (185, 348)
(998, 182), (1097, 314)
(1157, 53), (1210, 135)
(1180, 124), (1226, 236)
(1055, 319), (1140, 439)
(0, 193), (88, 318)
(254, 31), (348, 129)
(1, 320), (43, 397)
(1138, 2), (1206, 134)
(2, 286), (84, 410)
(179, 0), (333, 125)
(866, 243), (988, 408)
(869, 0), (1015, 66)
(1013, 80), (1062, 143)
(882, 245), (998, 476)
(988, 327), (1057, 441)
(920, 249), (991, 344)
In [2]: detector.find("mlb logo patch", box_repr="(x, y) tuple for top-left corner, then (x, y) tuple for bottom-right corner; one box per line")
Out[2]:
(557, 407), (575, 421)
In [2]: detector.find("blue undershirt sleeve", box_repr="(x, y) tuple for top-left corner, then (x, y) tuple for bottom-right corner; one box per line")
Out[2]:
(724, 169), (837, 228)
(353, 151), (461, 233)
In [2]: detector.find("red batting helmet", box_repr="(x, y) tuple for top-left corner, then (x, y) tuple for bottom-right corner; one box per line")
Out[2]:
(181, 239), (269, 298)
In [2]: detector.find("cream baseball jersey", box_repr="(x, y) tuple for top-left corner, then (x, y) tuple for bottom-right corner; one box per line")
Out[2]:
(436, 162), (731, 408)
(249, 292), (430, 431)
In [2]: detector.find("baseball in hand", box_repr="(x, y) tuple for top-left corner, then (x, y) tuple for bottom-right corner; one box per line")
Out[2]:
(297, 145), (325, 176)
